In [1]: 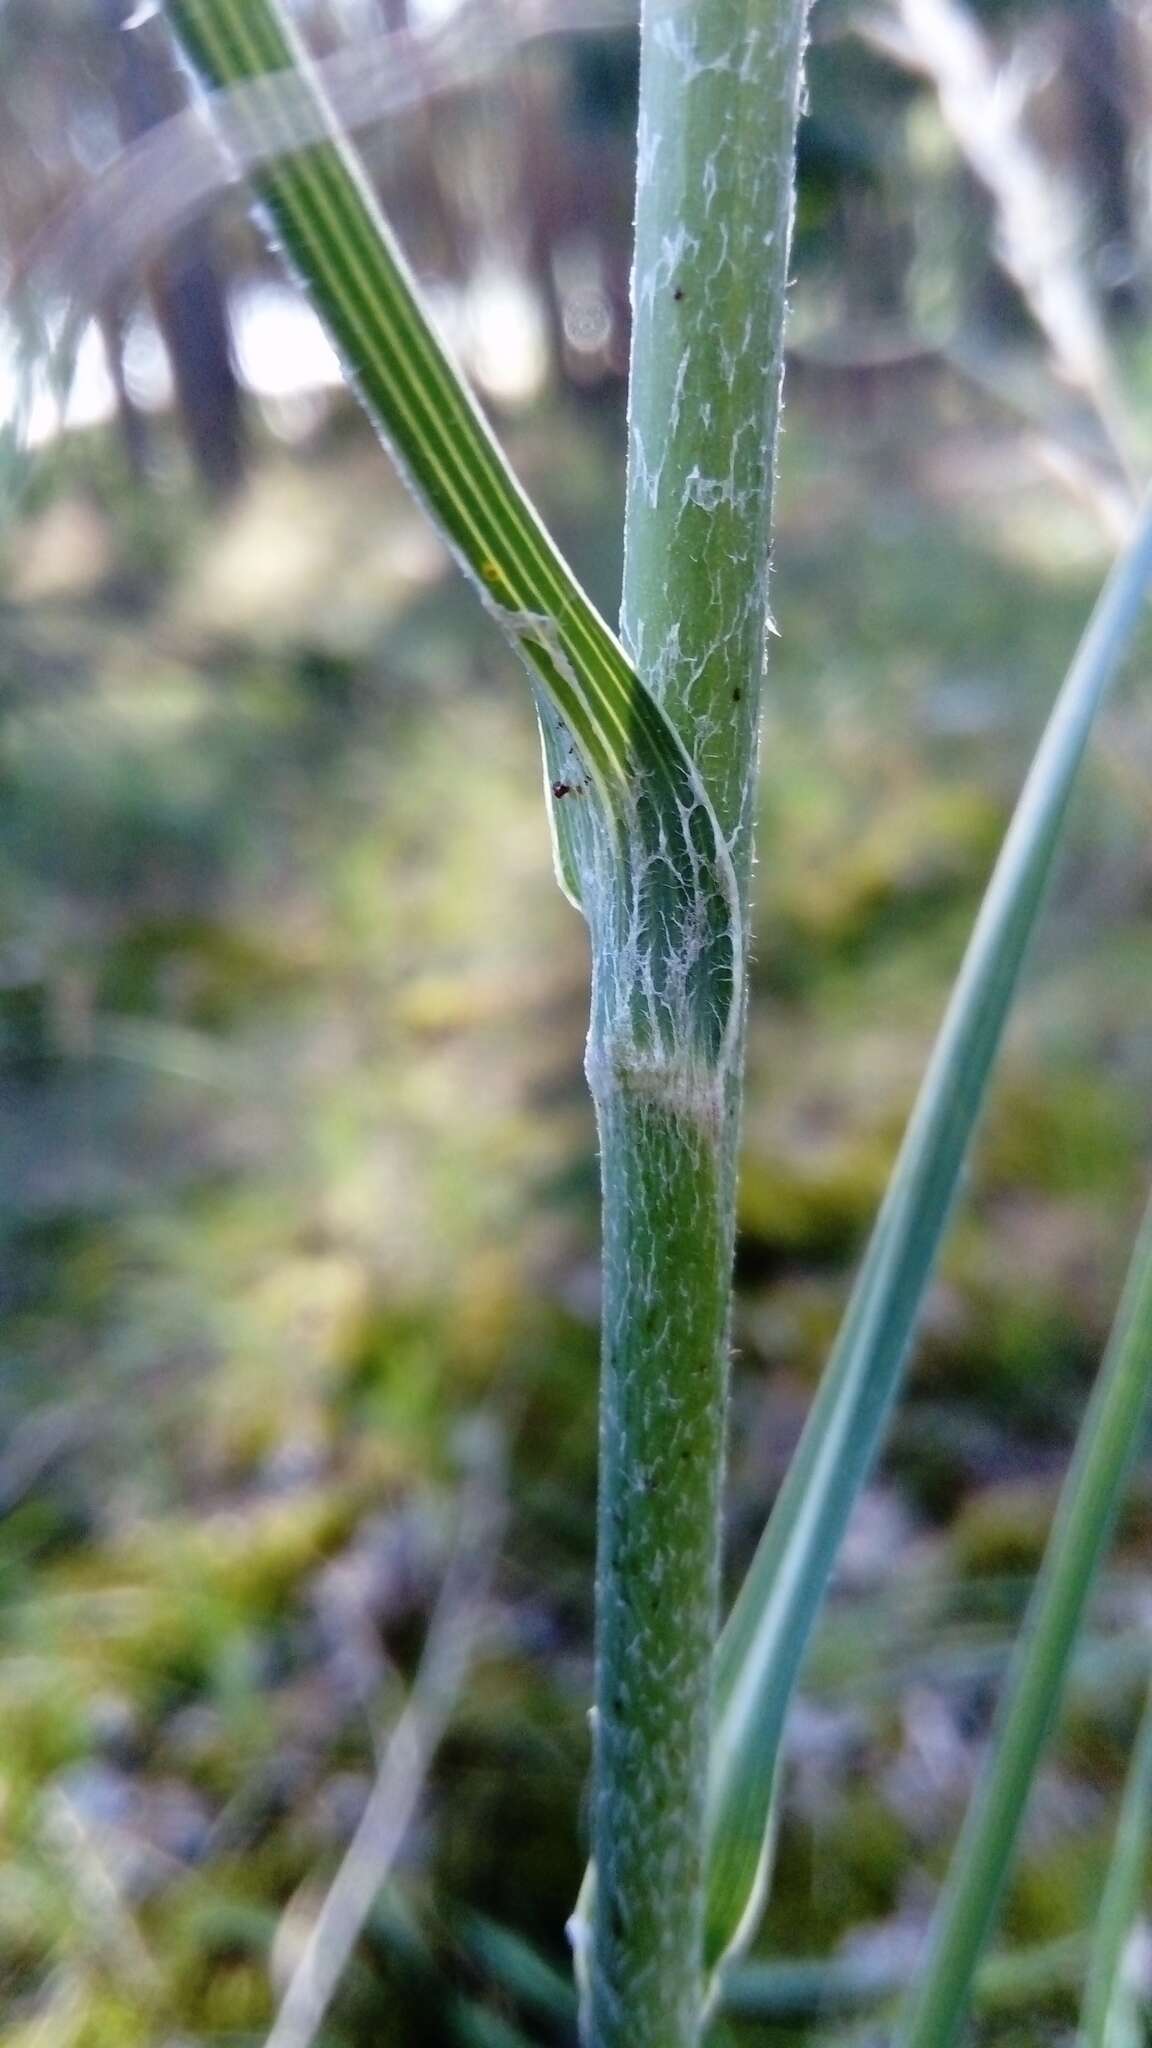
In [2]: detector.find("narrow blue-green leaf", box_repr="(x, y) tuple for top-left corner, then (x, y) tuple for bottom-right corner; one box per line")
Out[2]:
(705, 489), (1152, 1978)
(1079, 1679), (1152, 2048)
(897, 1188), (1152, 2048)
(161, 0), (741, 1077)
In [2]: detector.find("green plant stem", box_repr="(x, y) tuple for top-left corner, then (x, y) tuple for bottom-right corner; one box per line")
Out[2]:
(898, 1188), (1152, 2048)
(578, 5), (810, 2043)
(621, 0), (809, 870)
(582, 1079), (736, 2048)
(1079, 1676), (1152, 2048)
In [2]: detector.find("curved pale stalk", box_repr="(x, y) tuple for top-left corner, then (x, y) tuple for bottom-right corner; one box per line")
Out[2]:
(897, 1190), (1152, 2048)
(705, 488), (1152, 1985)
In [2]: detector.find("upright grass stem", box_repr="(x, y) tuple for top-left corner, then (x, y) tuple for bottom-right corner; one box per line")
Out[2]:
(578, 6), (809, 2043)
(897, 1188), (1152, 2048)
(1078, 1676), (1152, 2048)
(581, 1081), (736, 2047)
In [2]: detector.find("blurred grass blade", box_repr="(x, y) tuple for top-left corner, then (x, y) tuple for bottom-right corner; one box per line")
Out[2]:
(162, 0), (740, 1073)
(897, 1189), (1152, 2048)
(462, 1916), (578, 2027)
(724, 1931), (1087, 2023)
(705, 489), (1152, 1979)
(1078, 1678), (1152, 2048)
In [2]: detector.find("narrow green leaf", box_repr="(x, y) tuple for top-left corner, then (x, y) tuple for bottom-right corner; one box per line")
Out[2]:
(1079, 1679), (1152, 2048)
(162, 0), (741, 1078)
(705, 488), (1152, 1981)
(897, 1187), (1152, 2048)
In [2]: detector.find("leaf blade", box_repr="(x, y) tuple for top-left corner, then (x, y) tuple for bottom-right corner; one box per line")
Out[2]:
(1078, 1679), (1152, 2048)
(162, 0), (742, 1074)
(897, 1187), (1152, 2048)
(705, 489), (1152, 1977)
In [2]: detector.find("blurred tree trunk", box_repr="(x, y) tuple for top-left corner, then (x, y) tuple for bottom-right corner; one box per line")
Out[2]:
(1060, 0), (1140, 314)
(97, 299), (151, 483)
(517, 40), (638, 396)
(98, 0), (246, 497)
(1130, 6), (1152, 299)
(350, 0), (470, 319)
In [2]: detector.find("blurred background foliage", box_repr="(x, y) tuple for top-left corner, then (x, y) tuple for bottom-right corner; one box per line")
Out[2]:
(4, 0), (1152, 2041)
